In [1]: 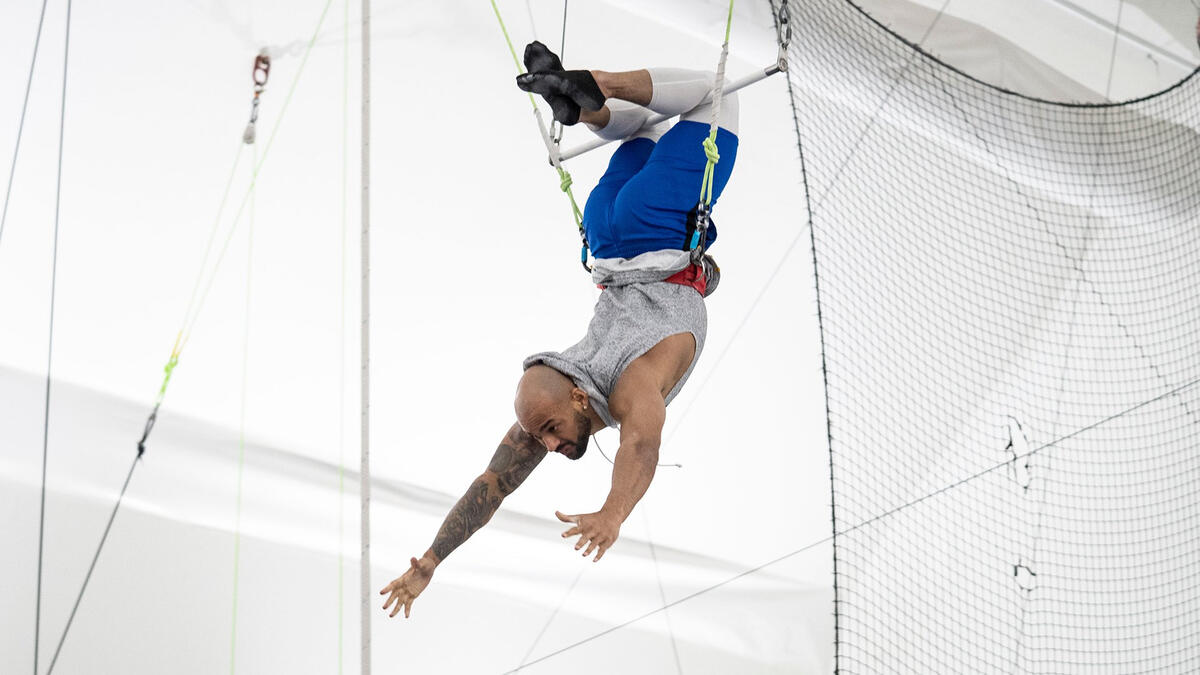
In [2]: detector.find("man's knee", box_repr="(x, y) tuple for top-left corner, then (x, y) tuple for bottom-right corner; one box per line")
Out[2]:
(679, 88), (738, 134)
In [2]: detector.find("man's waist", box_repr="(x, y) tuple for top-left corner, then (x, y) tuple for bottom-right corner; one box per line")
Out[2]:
(590, 250), (693, 286)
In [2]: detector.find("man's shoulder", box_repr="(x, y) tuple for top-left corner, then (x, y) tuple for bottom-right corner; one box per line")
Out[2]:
(611, 332), (697, 415)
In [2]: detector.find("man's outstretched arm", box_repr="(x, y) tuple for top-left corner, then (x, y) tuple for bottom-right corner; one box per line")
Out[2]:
(557, 366), (666, 562)
(379, 423), (545, 618)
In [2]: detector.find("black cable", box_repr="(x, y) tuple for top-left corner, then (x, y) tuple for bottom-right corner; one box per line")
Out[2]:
(499, 535), (834, 675)
(550, 0), (570, 145)
(514, 567), (586, 671)
(1103, 0), (1126, 100)
(559, 0), (568, 62)
(496, 373), (1200, 674)
(34, 1), (70, 673)
(0, 0), (51, 252)
(769, 0), (842, 667)
(46, 455), (138, 675)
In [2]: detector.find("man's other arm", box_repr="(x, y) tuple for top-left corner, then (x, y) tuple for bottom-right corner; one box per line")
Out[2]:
(557, 366), (665, 561)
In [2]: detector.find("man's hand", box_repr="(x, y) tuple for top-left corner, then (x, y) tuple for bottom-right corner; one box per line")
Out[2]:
(556, 509), (621, 562)
(379, 555), (436, 618)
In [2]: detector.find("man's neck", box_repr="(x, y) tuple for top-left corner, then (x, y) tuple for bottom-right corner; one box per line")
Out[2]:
(585, 405), (606, 433)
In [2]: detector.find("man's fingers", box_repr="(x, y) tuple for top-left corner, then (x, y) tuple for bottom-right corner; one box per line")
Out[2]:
(388, 591), (410, 617)
(561, 525), (580, 539)
(582, 540), (598, 557)
(575, 533), (589, 550)
(594, 543), (608, 562)
(404, 599), (413, 619)
(384, 588), (403, 610)
(555, 510), (578, 524)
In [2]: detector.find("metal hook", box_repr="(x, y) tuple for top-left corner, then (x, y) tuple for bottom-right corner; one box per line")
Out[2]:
(253, 53), (271, 87)
(775, 2), (791, 72)
(778, 2), (791, 48)
(244, 51), (272, 144)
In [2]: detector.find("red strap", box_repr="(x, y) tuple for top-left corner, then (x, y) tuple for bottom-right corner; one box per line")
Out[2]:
(663, 263), (707, 295)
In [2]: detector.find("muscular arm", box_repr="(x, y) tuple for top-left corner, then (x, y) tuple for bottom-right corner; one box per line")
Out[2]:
(556, 334), (689, 562)
(556, 370), (665, 562)
(602, 372), (665, 523)
(426, 423), (546, 564)
(380, 423), (545, 618)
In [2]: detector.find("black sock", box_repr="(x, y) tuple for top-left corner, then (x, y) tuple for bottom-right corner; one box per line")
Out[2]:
(515, 70), (606, 111)
(523, 41), (563, 74)
(548, 96), (580, 126)
(522, 41), (579, 126)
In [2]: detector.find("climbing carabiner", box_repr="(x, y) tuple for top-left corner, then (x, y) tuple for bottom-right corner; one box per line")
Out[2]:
(253, 53), (271, 88)
(244, 51), (272, 144)
(775, 3), (791, 72)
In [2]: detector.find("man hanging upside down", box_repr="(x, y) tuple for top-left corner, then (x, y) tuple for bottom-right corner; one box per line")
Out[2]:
(380, 42), (739, 619)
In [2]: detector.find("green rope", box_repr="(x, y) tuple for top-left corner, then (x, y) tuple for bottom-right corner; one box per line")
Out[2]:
(490, 0), (527, 87)
(488, 0), (587, 252)
(556, 166), (583, 222)
(698, 0), (735, 210)
(699, 135), (721, 207)
(229, 142), (257, 675)
(155, 343), (181, 404)
(177, 143), (246, 351)
(179, 0), (337, 352)
(145, 0), (336, 426)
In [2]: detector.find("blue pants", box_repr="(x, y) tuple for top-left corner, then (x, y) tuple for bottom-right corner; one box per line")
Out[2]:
(583, 120), (738, 260)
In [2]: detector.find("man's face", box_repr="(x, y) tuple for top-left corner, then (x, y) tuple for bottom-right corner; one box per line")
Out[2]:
(529, 407), (590, 460)
(514, 366), (592, 460)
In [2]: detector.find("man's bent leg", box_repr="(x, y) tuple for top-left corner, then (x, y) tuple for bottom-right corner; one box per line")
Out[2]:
(583, 135), (656, 254)
(589, 68), (739, 135)
(581, 100), (669, 143)
(649, 68), (739, 135)
(590, 69), (653, 106)
(604, 82), (740, 257)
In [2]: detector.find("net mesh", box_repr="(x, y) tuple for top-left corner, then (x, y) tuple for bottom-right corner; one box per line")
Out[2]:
(780, 0), (1200, 672)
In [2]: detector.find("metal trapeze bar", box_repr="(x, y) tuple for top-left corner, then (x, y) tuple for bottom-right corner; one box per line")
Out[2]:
(553, 60), (786, 164)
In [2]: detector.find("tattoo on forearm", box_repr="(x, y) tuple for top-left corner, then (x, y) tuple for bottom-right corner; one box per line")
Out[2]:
(488, 441), (544, 496)
(432, 477), (502, 562)
(430, 430), (545, 563)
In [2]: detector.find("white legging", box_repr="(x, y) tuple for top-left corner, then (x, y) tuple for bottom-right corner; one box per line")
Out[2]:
(587, 67), (740, 142)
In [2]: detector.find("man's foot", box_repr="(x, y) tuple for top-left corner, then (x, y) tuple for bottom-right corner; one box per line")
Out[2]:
(523, 40), (563, 73)
(521, 41), (580, 126)
(547, 97), (581, 126)
(516, 70), (607, 112)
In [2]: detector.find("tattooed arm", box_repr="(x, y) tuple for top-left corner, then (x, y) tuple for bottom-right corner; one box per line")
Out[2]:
(379, 423), (545, 618)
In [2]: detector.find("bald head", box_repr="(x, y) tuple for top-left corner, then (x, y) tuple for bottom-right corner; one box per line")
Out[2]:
(515, 365), (575, 421)
(514, 365), (593, 460)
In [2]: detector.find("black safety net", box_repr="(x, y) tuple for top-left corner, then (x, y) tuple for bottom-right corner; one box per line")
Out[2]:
(780, 0), (1200, 671)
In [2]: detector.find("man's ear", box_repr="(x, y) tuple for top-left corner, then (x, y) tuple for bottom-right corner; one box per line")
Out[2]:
(571, 387), (589, 409)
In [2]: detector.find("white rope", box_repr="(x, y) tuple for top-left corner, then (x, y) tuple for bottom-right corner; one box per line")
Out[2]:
(707, 41), (731, 142)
